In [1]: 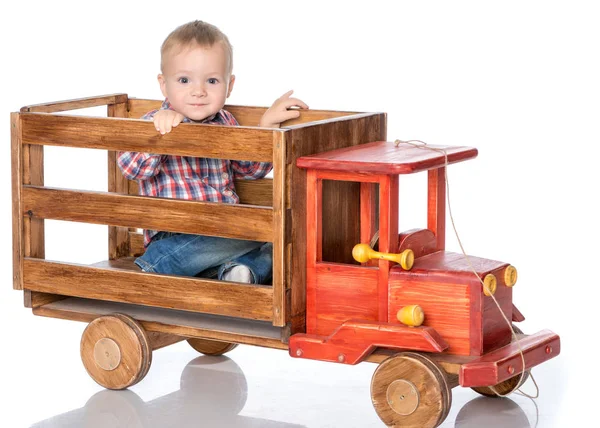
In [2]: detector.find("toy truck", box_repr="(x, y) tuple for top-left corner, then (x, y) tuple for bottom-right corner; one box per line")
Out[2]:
(11, 94), (560, 428)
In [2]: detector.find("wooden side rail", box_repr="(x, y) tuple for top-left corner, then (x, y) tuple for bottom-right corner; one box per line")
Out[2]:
(13, 106), (288, 326)
(22, 186), (274, 242)
(20, 113), (275, 162)
(20, 94), (128, 113)
(23, 259), (274, 321)
(128, 98), (358, 127)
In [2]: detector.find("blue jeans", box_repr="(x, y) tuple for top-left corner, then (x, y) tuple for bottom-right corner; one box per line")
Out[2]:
(135, 232), (273, 284)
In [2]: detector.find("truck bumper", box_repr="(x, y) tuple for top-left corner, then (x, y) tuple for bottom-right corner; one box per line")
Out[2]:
(460, 329), (560, 387)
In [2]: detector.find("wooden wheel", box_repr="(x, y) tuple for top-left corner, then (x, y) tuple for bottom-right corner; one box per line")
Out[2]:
(471, 325), (530, 397)
(81, 314), (152, 390)
(371, 352), (452, 428)
(187, 338), (238, 355)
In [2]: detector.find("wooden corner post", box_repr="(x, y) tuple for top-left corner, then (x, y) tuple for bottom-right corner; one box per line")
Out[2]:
(107, 96), (131, 259)
(272, 130), (287, 326)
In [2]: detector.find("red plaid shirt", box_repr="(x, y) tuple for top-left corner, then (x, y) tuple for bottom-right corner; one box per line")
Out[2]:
(117, 100), (273, 247)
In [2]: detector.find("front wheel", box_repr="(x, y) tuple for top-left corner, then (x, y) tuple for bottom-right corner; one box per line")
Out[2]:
(371, 352), (452, 428)
(471, 325), (530, 397)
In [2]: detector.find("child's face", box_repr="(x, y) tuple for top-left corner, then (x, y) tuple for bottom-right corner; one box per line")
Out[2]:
(158, 42), (235, 121)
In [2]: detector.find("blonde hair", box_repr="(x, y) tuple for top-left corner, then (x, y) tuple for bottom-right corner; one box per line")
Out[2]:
(160, 20), (233, 74)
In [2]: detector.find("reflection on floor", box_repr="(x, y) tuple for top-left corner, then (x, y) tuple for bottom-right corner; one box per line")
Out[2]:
(30, 353), (539, 428)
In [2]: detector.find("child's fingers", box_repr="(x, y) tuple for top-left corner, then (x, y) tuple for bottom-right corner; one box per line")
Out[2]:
(278, 89), (294, 100)
(282, 98), (309, 110)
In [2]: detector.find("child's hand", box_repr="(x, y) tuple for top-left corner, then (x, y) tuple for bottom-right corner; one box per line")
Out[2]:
(154, 109), (185, 134)
(259, 90), (309, 128)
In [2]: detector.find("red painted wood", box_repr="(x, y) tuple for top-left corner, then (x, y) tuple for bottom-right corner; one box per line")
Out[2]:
(306, 170), (319, 333)
(460, 330), (560, 387)
(428, 168), (446, 251)
(296, 141), (478, 175)
(379, 175), (398, 321)
(512, 304), (526, 322)
(389, 272), (474, 355)
(360, 182), (378, 248)
(397, 228), (438, 258)
(389, 250), (512, 356)
(289, 320), (448, 365)
(481, 281), (512, 354)
(313, 263), (379, 336)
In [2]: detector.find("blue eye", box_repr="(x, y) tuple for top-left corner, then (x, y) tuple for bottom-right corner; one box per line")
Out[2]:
(208, 78), (218, 84)
(178, 77), (189, 84)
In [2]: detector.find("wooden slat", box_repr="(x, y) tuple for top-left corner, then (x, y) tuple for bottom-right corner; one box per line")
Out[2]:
(107, 100), (131, 259)
(234, 178), (273, 206)
(23, 290), (66, 308)
(272, 133), (286, 326)
(22, 186), (273, 242)
(21, 94), (128, 113)
(26, 145), (45, 260)
(20, 113), (275, 162)
(128, 177), (274, 207)
(129, 232), (144, 257)
(428, 167), (446, 251)
(23, 259), (274, 321)
(11, 113), (23, 289)
(127, 98), (356, 127)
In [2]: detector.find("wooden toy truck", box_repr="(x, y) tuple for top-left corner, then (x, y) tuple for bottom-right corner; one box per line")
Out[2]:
(11, 94), (560, 428)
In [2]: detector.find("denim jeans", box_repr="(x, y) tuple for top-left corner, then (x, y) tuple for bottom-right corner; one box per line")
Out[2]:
(135, 232), (273, 284)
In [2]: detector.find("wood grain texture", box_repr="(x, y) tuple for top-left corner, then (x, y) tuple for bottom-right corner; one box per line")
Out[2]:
(296, 141), (478, 174)
(23, 258), (274, 321)
(21, 94), (128, 113)
(11, 113), (23, 289)
(107, 100), (132, 259)
(460, 329), (560, 387)
(146, 331), (185, 350)
(22, 186), (273, 242)
(289, 113), (386, 335)
(186, 338), (238, 355)
(371, 353), (451, 428)
(126, 98), (356, 126)
(289, 321), (448, 365)
(32, 296), (286, 349)
(378, 175), (399, 321)
(398, 228), (438, 258)
(128, 177), (274, 206)
(80, 314), (151, 389)
(389, 251), (512, 356)
(23, 290), (66, 308)
(272, 132), (286, 326)
(313, 263), (379, 336)
(21, 113), (275, 162)
(428, 168), (446, 251)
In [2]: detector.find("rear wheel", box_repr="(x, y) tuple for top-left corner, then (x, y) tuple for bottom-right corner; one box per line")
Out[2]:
(187, 338), (238, 355)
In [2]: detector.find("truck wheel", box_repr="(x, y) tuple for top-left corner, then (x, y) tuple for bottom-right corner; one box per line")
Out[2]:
(81, 314), (152, 390)
(471, 325), (530, 397)
(371, 352), (451, 428)
(187, 338), (238, 355)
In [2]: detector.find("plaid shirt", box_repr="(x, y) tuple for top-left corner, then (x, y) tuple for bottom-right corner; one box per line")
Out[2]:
(117, 100), (273, 247)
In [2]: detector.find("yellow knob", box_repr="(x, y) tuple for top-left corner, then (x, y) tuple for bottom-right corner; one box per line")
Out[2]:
(504, 265), (518, 287)
(483, 274), (497, 296)
(397, 305), (425, 327)
(352, 244), (414, 270)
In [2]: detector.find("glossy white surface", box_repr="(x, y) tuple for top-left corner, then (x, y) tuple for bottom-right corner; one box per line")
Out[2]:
(1, 1), (597, 427)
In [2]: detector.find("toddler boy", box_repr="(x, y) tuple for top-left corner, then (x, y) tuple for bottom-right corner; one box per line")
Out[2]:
(118, 20), (307, 283)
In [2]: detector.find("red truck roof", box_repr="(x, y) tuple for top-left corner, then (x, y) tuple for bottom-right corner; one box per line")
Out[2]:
(296, 141), (478, 174)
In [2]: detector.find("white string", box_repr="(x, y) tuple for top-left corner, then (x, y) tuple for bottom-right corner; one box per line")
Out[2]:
(394, 139), (539, 399)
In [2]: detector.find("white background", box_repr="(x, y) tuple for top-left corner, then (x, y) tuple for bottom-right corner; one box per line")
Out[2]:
(1, 1), (598, 427)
